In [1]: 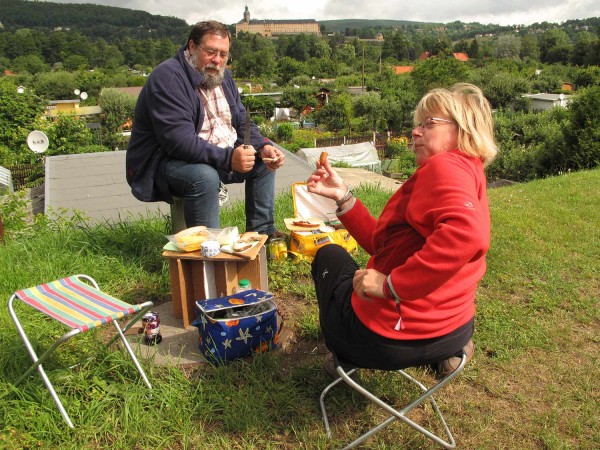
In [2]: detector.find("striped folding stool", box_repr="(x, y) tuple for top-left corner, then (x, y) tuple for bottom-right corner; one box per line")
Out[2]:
(8, 274), (154, 428)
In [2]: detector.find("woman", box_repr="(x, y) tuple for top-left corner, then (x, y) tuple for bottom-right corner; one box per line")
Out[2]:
(308, 83), (497, 375)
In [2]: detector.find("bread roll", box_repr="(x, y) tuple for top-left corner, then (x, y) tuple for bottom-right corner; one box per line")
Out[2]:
(319, 151), (328, 167)
(293, 219), (319, 228)
(174, 226), (210, 251)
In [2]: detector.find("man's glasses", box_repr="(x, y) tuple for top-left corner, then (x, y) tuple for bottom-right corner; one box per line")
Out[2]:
(198, 44), (229, 61)
(415, 117), (454, 129)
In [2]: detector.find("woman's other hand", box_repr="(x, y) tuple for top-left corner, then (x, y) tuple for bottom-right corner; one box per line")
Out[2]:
(353, 268), (386, 300)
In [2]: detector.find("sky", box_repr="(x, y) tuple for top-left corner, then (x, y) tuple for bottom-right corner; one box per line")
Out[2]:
(44, 0), (600, 27)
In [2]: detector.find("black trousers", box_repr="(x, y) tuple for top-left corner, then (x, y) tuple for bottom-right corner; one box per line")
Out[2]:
(311, 244), (473, 370)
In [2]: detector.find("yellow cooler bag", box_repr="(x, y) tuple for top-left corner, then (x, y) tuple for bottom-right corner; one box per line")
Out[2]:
(287, 183), (358, 260)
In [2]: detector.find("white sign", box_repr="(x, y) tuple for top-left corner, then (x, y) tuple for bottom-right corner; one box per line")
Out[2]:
(27, 130), (49, 153)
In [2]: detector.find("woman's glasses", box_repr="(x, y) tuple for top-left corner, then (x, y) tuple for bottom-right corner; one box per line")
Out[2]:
(415, 117), (454, 129)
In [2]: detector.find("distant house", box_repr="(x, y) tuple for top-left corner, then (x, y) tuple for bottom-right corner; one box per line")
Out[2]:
(393, 66), (413, 74)
(44, 99), (102, 118)
(522, 93), (573, 111)
(316, 88), (331, 107)
(562, 82), (574, 91)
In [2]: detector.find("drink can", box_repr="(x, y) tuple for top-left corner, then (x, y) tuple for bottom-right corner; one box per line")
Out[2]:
(268, 238), (287, 260)
(142, 311), (162, 345)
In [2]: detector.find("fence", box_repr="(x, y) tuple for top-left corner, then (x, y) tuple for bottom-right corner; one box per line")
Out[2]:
(8, 163), (44, 190)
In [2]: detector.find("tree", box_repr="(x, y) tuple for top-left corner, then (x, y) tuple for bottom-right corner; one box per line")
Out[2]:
(376, 74), (418, 132)
(410, 58), (470, 97)
(382, 30), (411, 61)
(520, 34), (540, 61)
(333, 44), (356, 63)
(0, 78), (46, 164)
(495, 35), (521, 60)
(571, 31), (597, 66)
(8, 29), (42, 59)
(34, 71), (77, 99)
(563, 86), (600, 170)
(316, 93), (352, 131)
(93, 38), (125, 69)
(453, 39), (470, 54)
(539, 29), (571, 63)
(276, 57), (307, 85)
(99, 88), (137, 150)
(352, 92), (385, 131)
(572, 66), (600, 89)
(63, 55), (89, 71)
(285, 34), (311, 62)
(479, 71), (530, 109)
(312, 39), (332, 59)
(42, 115), (94, 156)
(468, 39), (480, 59)
(241, 95), (276, 120)
(531, 65), (565, 93)
(280, 86), (318, 113)
(11, 54), (48, 75)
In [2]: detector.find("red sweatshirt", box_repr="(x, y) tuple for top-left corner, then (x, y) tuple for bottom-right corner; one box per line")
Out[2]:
(339, 150), (490, 339)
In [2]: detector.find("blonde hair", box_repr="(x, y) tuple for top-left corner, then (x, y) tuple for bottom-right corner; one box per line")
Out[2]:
(414, 83), (498, 165)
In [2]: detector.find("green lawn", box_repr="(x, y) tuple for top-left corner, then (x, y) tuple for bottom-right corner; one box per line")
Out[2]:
(0, 169), (598, 449)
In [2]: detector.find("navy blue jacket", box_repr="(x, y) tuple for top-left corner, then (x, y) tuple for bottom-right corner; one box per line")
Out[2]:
(126, 47), (269, 203)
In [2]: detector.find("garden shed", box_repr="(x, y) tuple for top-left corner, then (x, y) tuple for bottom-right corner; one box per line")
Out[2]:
(296, 142), (381, 173)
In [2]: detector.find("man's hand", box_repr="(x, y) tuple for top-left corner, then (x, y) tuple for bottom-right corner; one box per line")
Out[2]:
(260, 144), (285, 170)
(231, 144), (256, 173)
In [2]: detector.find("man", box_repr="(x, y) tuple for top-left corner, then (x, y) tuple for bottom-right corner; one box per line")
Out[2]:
(126, 21), (285, 237)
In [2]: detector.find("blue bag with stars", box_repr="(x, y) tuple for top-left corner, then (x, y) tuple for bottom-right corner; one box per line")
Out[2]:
(192, 289), (281, 364)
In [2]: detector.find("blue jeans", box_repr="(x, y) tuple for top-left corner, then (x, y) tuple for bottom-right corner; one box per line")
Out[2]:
(165, 159), (276, 235)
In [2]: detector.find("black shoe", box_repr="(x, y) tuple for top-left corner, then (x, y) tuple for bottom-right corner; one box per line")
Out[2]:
(323, 352), (338, 378)
(436, 339), (474, 377)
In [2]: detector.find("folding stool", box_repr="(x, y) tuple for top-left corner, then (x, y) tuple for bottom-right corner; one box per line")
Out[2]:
(8, 274), (154, 428)
(320, 351), (468, 449)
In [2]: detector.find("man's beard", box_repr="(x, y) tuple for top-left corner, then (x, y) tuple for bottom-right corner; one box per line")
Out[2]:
(200, 64), (225, 89)
(188, 51), (225, 89)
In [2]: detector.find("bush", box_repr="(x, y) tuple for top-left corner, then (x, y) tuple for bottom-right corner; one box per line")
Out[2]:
(385, 136), (410, 158)
(276, 122), (294, 142)
(563, 86), (600, 171)
(257, 122), (276, 140)
(490, 109), (573, 182)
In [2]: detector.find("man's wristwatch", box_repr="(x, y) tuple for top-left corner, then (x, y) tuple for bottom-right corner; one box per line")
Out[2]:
(335, 188), (354, 207)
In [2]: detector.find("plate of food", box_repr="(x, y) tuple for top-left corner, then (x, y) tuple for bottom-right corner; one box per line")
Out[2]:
(221, 235), (262, 256)
(284, 217), (324, 231)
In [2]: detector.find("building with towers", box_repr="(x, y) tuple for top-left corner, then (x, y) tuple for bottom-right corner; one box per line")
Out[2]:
(235, 5), (320, 37)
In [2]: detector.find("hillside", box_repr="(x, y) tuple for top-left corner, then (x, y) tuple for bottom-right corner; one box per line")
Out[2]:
(318, 18), (430, 32)
(0, 0), (189, 42)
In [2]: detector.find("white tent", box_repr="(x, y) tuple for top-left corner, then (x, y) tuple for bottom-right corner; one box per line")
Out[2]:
(296, 142), (381, 173)
(0, 165), (13, 192)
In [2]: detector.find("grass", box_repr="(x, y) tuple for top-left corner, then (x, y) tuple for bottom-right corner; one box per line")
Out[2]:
(0, 169), (599, 449)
